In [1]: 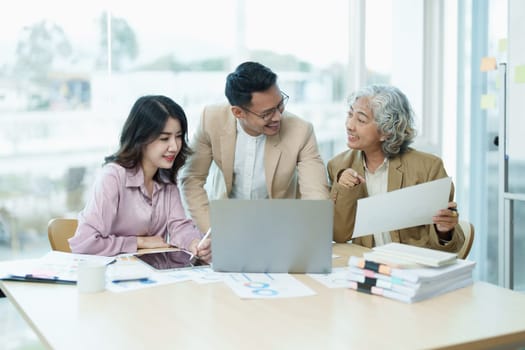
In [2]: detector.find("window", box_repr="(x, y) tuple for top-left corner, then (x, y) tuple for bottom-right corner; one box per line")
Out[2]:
(0, 1), (351, 259)
(0, 2), (104, 259)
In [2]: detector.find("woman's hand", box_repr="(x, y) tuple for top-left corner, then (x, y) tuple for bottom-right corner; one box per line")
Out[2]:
(189, 238), (212, 263)
(338, 168), (366, 188)
(137, 235), (171, 249)
(433, 201), (459, 235)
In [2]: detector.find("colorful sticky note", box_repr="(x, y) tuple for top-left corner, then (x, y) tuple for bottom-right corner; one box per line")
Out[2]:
(498, 39), (507, 53)
(480, 94), (496, 110)
(515, 65), (525, 84)
(480, 57), (497, 72)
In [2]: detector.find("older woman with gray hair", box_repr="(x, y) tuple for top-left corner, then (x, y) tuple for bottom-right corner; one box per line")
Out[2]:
(327, 84), (464, 252)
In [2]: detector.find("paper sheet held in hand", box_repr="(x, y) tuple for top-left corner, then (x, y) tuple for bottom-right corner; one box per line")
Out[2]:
(352, 177), (452, 238)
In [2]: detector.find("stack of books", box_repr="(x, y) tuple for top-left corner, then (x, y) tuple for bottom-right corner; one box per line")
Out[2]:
(347, 243), (476, 303)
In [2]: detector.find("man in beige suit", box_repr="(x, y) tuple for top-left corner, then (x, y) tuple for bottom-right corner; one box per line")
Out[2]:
(327, 85), (465, 253)
(181, 62), (329, 232)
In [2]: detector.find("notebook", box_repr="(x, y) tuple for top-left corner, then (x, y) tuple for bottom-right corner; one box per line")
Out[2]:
(210, 199), (333, 273)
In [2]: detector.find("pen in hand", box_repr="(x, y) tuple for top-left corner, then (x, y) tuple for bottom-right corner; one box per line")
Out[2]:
(189, 227), (211, 261)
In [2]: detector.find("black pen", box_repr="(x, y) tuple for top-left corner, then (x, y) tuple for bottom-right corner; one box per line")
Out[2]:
(112, 277), (150, 284)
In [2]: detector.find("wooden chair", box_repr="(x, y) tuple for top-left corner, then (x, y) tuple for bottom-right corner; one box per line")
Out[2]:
(47, 218), (78, 252)
(457, 220), (475, 259)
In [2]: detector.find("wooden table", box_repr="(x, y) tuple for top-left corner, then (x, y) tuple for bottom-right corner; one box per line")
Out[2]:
(1, 243), (525, 350)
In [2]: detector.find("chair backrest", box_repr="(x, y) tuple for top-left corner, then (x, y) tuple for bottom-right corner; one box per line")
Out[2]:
(457, 220), (475, 259)
(47, 218), (78, 252)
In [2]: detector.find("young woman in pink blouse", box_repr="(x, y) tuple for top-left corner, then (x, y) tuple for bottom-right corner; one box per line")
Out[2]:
(69, 95), (211, 260)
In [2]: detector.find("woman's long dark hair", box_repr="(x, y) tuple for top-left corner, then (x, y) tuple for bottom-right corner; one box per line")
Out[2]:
(105, 95), (191, 184)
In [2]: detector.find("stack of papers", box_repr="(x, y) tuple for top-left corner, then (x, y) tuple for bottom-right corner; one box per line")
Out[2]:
(347, 246), (475, 303)
(363, 242), (458, 267)
(0, 251), (115, 284)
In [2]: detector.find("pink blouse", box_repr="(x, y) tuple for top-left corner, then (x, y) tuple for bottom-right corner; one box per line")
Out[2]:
(69, 163), (202, 256)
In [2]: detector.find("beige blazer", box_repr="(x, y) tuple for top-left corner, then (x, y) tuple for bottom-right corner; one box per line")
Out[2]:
(181, 104), (329, 232)
(327, 148), (464, 253)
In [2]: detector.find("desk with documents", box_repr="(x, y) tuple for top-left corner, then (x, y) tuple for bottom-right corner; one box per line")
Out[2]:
(1, 244), (525, 350)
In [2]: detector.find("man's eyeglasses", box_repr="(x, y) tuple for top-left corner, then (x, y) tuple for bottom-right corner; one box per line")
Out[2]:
(241, 92), (289, 121)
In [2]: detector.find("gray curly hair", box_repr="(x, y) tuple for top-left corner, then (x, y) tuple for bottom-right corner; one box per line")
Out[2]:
(347, 84), (416, 158)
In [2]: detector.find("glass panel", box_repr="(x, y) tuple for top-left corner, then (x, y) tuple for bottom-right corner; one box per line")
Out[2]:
(243, 0), (351, 162)
(465, 0), (507, 284)
(483, 0), (507, 284)
(513, 201), (525, 291)
(364, 0), (423, 141)
(0, 2), (104, 259)
(507, 0), (525, 289)
(507, 0), (525, 195)
(365, 0), (392, 84)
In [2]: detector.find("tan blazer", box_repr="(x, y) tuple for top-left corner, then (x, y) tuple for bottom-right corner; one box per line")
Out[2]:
(181, 104), (329, 232)
(327, 148), (464, 253)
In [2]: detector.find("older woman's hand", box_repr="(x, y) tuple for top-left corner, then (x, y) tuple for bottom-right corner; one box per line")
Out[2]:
(338, 168), (366, 188)
(433, 201), (459, 234)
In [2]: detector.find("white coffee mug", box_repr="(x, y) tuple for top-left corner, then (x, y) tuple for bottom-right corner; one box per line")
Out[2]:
(77, 261), (106, 293)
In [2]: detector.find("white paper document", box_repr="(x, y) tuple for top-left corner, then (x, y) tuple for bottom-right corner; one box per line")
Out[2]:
(369, 242), (457, 267)
(106, 270), (194, 293)
(2, 251), (115, 283)
(308, 267), (352, 288)
(188, 266), (227, 284)
(106, 260), (226, 292)
(353, 177), (452, 238)
(224, 273), (316, 299)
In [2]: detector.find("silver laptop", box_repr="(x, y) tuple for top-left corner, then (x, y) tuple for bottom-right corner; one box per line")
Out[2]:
(210, 199), (333, 273)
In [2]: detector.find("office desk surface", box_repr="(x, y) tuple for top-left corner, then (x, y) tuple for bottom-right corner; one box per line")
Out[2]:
(2, 244), (525, 350)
